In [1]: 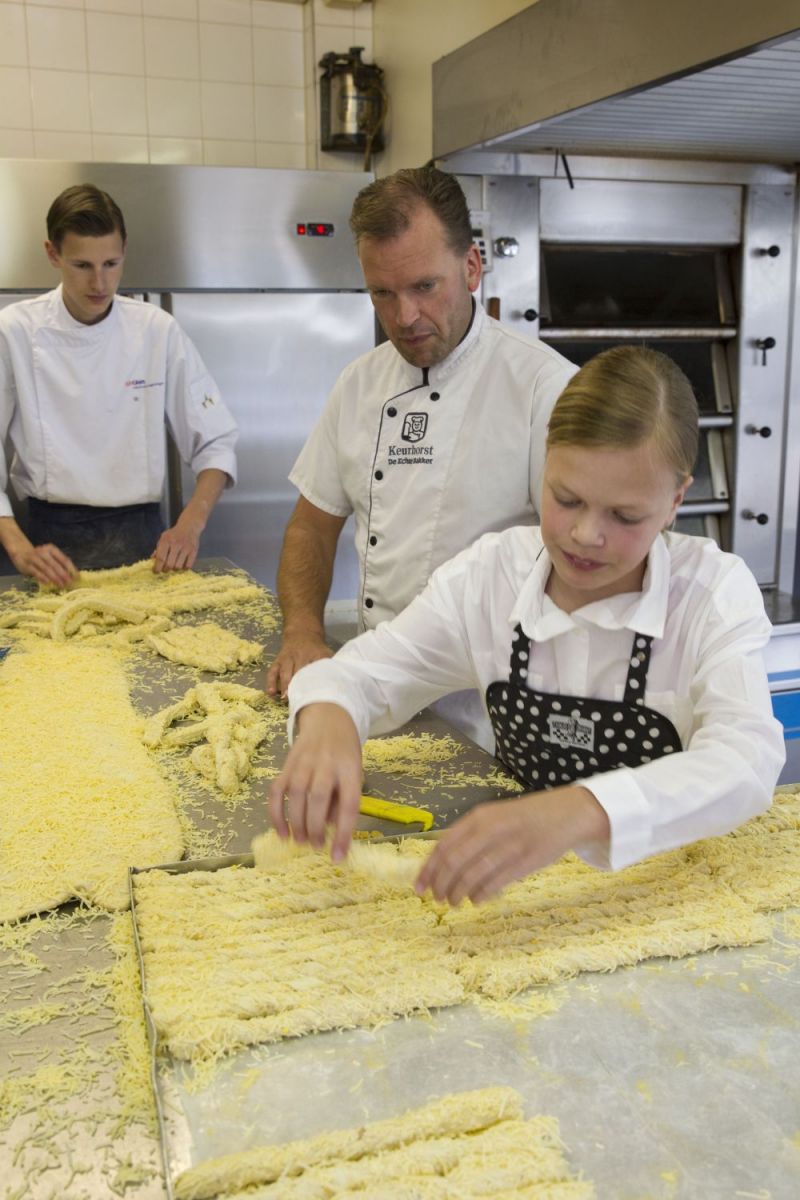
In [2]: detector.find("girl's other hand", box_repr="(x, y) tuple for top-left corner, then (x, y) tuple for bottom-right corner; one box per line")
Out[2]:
(415, 786), (609, 905)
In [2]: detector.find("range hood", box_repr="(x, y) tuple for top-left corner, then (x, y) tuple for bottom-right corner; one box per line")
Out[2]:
(433, 0), (800, 163)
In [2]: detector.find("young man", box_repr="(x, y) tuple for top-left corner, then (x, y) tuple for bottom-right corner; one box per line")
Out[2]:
(267, 165), (575, 751)
(0, 184), (238, 587)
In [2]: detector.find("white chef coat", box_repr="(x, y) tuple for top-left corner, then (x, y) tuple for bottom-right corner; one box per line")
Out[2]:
(289, 301), (575, 629)
(288, 528), (785, 872)
(0, 286), (238, 517)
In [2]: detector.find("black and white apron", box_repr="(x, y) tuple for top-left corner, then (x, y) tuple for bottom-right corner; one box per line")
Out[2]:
(486, 624), (681, 791)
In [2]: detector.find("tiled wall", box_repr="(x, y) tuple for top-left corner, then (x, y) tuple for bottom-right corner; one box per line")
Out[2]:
(0, 0), (374, 171)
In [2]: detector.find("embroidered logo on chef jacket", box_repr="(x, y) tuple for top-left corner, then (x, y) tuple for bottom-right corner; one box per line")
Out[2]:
(486, 625), (681, 792)
(402, 412), (428, 442)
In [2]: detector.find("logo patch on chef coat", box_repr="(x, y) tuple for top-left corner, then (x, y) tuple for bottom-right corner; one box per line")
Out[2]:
(401, 412), (428, 443)
(547, 713), (595, 751)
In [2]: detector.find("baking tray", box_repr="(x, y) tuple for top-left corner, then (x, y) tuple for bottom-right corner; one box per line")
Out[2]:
(129, 854), (800, 1200)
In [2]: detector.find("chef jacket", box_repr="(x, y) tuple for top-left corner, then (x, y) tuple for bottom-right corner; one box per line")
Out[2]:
(0, 286), (238, 517)
(288, 528), (785, 872)
(289, 300), (576, 630)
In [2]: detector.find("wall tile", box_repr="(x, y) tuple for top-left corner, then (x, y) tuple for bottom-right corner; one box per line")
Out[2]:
(198, 0), (250, 25)
(87, 11), (145, 75)
(254, 83), (303, 142)
(27, 6), (87, 72)
(253, 0), (302, 31)
(0, 127), (35, 155)
(203, 137), (254, 165)
(354, 2), (371, 30)
(143, 0), (196, 16)
(317, 146), (362, 172)
(199, 21), (252, 83)
(87, 0), (143, 14)
(0, 4), (28, 68)
(92, 131), (149, 159)
(31, 67), (90, 130)
(34, 128), (93, 157)
(253, 27), (303, 88)
(315, 24), (370, 58)
(148, 133), (202, 163)
(201, 79), (254, 139)
(146, 76), (201, 136)
(144, 16), (199, 79)
(0, 66), (31, 129)
(312, 0), (354, 29)
(26, 0), (83, 9)
(255, 139), (306, 168)
(90, 72), (147, 133)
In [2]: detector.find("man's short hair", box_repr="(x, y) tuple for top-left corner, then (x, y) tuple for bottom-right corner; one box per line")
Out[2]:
(349, 165), (472, 255)
(46, 184), (127, 250)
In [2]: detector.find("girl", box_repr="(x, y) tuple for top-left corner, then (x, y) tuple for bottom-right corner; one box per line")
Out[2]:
(269, 347), (784, 905)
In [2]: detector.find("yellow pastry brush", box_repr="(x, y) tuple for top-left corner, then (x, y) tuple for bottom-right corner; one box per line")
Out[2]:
(359, 794), (434, 831)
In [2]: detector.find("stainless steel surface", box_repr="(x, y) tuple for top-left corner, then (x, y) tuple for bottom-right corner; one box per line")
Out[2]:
(432, 0), (800, 162)
(167, 291), (374, 594)
(780, 186), (800, 594)
(443, 154), (794, 187)
(132, 865), (800, 1199)
(542, 326), (737, 340)
(540, 179), (741, 246)
(0, 161), (371, 292)
(732, 183), (796, 582)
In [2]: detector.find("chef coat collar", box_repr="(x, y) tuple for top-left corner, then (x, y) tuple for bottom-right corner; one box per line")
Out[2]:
(510, 531), (671, 642)
(53, 284), (118, 334)
(393, 299), (485, 389)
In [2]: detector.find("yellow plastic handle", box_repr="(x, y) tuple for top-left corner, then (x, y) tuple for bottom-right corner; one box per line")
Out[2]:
(359, 795), (434, 831)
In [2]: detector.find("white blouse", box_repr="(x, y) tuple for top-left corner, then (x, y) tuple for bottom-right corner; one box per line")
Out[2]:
(288, 527), (785, 871)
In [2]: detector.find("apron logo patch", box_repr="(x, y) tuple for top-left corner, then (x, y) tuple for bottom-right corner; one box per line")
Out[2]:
(402, 412), (428, 443)
(547, 713), (595, 751)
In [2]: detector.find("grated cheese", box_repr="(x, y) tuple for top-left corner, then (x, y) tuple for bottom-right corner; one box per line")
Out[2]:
(0, 640), (184, 920)
(172, 1086), (595, 1200)
(133, 789), (800, 1065)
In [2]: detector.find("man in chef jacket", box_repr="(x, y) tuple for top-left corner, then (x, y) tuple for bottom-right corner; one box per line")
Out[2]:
(267, 165), (575, 752)
(0, 183), (238, 588)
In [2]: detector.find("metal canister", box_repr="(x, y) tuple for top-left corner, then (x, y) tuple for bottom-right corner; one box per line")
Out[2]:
(319, 46), (385, 154)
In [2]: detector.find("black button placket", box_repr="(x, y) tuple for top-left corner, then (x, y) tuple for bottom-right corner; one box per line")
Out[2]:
(361, 368), (430, 620)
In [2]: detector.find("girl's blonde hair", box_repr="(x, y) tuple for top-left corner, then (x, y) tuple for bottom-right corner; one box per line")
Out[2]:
(547, 346), (699, 480)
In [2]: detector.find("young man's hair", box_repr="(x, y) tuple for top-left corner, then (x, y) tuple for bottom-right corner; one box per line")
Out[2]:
(349, 164), (472, 254)
(46, 184), (127, 250)
(547, 345), (699, 480)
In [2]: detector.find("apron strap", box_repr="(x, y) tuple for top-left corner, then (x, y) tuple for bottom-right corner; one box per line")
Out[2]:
(624, 633), (654, 705)
(510, 624), (655, 705)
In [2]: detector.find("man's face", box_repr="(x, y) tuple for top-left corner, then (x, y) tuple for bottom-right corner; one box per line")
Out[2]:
(358, 204), (482, 369)
(45, 230), (126, 326)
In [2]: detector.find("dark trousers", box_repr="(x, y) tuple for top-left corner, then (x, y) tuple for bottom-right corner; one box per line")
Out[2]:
(27, 498), (165, 570)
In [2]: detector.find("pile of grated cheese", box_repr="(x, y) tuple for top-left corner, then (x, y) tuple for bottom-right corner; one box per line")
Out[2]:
(0, 640), (184, 919)
(172, 1086), (594, 1200)
(132, 787), (800, 1064)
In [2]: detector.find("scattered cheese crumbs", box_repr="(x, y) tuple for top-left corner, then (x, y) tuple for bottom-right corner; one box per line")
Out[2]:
(143, 681), (268, 795)
(145, 621), (263, 673)
(134, 790), (800, 1065)
(0, 641), (184, 920)
(173, 1086), (593, 1200)
(0, 560), (264, 647)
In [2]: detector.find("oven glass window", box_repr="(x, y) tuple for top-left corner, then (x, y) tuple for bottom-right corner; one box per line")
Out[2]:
(541, 247), (725, 327)
(549, 339), (724, 416)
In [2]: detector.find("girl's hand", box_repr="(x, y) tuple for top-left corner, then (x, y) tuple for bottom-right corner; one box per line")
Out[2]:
(268, 703), (363, 861)
(415, 786), (609, 905)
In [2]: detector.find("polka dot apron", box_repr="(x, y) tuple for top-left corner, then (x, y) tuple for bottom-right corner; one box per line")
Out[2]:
(486, 624), (681, 791)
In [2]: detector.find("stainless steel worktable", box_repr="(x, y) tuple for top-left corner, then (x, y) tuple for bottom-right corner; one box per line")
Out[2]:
(1, 563), (799, 1199)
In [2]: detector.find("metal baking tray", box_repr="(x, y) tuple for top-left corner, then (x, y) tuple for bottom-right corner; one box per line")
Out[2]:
(129, 855), (800, 1200)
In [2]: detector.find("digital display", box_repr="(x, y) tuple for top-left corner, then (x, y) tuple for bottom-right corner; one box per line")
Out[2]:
(296, 222), (334, 237)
